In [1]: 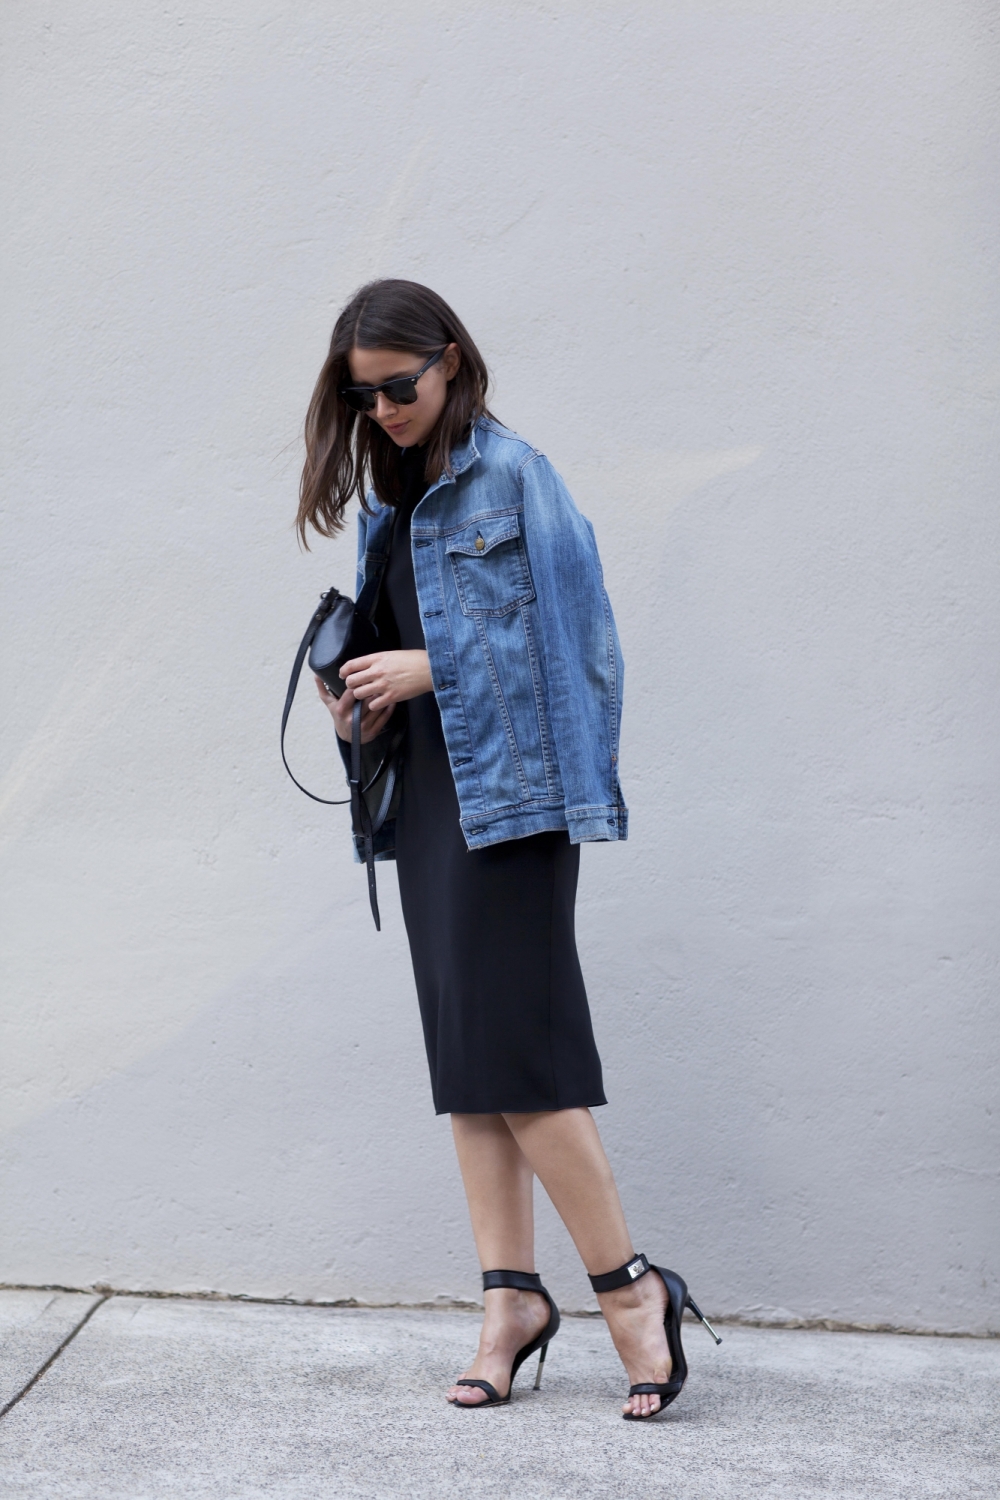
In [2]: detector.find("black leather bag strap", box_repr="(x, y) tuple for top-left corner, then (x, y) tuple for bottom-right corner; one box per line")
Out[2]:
(281, 590), (404, 930)
(350, 698), (381, 930)
(282, 510), (405, 928)
(280, 601), (351, 805)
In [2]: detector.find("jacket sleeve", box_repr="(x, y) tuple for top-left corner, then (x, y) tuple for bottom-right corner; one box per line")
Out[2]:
(519, 453), (627, 843)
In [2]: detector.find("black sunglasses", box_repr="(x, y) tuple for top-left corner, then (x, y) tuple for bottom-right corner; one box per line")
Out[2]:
(339, 348), (446, 413)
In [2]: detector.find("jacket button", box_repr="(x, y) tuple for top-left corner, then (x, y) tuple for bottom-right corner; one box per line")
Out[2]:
(474, 535), (485, 551)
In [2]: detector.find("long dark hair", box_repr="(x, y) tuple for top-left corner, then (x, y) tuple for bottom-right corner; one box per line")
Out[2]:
(297, 279), (493, 546)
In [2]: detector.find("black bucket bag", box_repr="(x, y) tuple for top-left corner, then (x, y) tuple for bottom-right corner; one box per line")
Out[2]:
(281, 583), (404, 930)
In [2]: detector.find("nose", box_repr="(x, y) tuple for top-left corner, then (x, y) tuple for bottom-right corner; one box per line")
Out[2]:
(373, 391), (398, 420)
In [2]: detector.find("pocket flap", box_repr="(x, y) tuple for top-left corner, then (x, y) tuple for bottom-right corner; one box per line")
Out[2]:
(445, 513), (521, 557)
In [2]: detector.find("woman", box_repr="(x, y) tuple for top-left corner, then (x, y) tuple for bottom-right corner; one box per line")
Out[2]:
(298, 279), (718, 1418)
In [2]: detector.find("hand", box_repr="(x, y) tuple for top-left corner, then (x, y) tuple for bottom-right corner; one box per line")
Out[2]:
(340, 650), (434, 713)
(315, 676), (394, 744)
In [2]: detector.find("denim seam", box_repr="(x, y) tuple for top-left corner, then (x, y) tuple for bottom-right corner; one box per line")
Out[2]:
(412, 504), (523, 539)
(517, 449), (544, 481)
(424, 530), (487, 814)
(432, 505), (524, 539)
(448, 548), (535, 619)
(474, 615), (532, 802)
(602, 586), (620, 763)
(519, 604), (558, 798)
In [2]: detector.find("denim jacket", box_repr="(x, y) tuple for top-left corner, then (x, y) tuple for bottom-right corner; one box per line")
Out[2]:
(351, 417), (627, 859)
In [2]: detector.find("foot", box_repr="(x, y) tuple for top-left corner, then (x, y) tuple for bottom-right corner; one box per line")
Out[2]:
(598, 1269), (672, 1417)
(447, 1287), (551, 1406)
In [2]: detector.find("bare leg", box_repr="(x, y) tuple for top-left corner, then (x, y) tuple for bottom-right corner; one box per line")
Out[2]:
(448, 1108), (672, 1417)
(502, 1109), (672, 1418)
(446, 1114), (552, 1406)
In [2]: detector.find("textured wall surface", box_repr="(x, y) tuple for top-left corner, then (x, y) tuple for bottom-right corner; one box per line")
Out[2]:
(2, 2), (997, 1332)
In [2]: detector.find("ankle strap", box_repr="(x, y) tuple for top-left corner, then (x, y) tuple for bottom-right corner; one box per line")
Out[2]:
(482, 1269), (543, 1293)
(588, 1253), (650, 1293)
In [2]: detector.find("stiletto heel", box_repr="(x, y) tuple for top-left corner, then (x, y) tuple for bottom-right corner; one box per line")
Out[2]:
(686, 1293), (723, 1345)
(449, 1270), (560, 1409)
(589, 1253), (721, 1420)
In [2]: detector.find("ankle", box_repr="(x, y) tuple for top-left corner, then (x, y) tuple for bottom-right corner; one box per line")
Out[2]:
(597, 1271), (662, 1315)
(484, 1286), (538, 1307)
(482, 1287), (543, 1323)
(597, 1281), (645, 1313)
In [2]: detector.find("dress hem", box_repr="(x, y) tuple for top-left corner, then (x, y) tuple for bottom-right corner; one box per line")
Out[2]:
(434, 1094), (608, 1117)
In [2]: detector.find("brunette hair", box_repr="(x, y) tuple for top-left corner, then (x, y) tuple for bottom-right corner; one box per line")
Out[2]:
(296, 279), (493, 546)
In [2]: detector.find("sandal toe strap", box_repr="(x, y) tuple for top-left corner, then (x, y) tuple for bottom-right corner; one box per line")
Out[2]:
(454, 1378), (504, 1403)
(627, 1381), (683, 1397)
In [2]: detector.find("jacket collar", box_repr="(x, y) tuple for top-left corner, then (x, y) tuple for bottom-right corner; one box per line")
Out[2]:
(369, 421), (481, 529)
(436, 421), (481, 485)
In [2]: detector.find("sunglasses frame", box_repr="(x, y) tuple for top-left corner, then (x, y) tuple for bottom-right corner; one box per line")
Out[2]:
(339, 347), (447, 412)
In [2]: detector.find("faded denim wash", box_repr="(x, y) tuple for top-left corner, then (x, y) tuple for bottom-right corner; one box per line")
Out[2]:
(351, 417), (627, 859)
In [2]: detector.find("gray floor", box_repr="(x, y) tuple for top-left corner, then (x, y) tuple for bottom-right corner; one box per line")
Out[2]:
(0, 1291), (997, 1499)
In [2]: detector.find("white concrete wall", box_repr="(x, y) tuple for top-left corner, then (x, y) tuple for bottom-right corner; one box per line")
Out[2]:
(2, 2), (997, 1333)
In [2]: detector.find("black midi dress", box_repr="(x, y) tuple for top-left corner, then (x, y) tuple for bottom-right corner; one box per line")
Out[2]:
(379, 449), (606, 1116)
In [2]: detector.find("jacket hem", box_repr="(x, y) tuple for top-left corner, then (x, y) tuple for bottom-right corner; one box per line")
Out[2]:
(458, 800), (627, 850)
(459, 805), (567, 849)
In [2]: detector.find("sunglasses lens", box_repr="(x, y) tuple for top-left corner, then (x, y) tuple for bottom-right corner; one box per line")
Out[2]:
(341, 388), (375, 412)
(383, 379), (419, 405)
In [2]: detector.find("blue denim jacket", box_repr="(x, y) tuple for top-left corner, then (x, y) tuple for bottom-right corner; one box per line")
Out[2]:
(352, 417), (627, 858)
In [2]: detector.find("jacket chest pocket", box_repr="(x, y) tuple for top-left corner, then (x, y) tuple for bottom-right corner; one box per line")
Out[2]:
(445, 513), (535, 617)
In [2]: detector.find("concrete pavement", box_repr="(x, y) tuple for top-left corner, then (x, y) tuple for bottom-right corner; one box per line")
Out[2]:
(1, 1290), (997, 1498)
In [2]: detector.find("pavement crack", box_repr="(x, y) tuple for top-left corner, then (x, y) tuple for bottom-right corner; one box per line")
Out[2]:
(0, 1294), (112, 1421)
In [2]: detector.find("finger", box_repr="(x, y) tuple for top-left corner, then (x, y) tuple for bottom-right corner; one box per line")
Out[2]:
(333, 695), (356, 727)
(340, 654), (379, 679)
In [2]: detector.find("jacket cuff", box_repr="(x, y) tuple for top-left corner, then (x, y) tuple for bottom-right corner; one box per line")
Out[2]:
(565, 803), (628, 843)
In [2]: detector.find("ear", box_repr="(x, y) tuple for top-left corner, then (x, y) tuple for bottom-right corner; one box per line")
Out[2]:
(442, 342), (461, 381)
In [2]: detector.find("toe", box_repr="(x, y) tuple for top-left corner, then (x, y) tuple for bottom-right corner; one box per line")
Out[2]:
(448, 1384), (488, 1406)
(623, 1391), (662, 1418)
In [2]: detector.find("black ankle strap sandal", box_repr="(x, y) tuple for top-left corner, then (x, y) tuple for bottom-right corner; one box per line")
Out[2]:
(450, 1270), (561, 1409)
(588, 1254), (722, 1420)
(588, 1253), (651, 1292)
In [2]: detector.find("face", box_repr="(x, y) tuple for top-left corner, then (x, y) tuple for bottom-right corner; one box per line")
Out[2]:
(346, 343), (461, 447)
